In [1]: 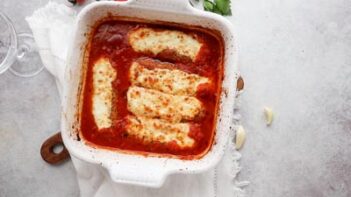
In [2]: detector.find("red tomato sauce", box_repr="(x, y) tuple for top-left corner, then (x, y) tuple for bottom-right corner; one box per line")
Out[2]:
(80, 20), (224, 159)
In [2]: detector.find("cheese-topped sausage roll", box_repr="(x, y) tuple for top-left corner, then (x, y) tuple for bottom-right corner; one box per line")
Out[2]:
(129, 27), (202, 62)
(92, 58), (116, 129)
(126, 116), (195, 148)
(129, 58), (211, 96)
(127, 86), (203, 123)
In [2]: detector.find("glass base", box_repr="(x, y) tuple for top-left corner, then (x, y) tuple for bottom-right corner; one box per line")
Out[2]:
(9, 33), (43, 77)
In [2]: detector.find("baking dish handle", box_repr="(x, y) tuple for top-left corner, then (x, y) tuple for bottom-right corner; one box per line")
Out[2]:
(128, 0), (191, 12)
(107, 163), (168, 188)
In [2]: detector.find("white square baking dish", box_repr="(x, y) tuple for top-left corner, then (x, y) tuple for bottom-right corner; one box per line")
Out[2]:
(61, 0), (238, 188)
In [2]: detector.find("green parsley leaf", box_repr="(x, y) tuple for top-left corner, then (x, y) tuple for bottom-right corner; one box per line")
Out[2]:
(213, 5), (223, 14)
(203, 0), (232, 16)
(215, 0), (231, 15)
(204, 0), (215, 11)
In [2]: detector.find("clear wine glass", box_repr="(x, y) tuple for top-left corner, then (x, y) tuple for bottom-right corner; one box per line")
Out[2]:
(0, 11), (43, 77)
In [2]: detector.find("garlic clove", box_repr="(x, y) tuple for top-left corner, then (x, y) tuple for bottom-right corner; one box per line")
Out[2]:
(263, 107), (274, 126)
(235, 125), (246, 150)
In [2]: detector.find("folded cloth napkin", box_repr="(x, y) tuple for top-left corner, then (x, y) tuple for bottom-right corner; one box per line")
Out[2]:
(26, 2), (248, 197)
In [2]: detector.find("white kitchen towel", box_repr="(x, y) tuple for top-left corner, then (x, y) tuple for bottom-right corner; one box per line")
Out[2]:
(26, 2), (247, 197)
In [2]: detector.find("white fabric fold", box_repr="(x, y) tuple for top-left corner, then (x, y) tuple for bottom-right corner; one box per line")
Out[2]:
(26, 2), (246, 197)
(26, 1), (75, 97)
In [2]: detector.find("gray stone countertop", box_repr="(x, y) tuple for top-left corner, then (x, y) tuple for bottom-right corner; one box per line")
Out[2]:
(0, 0), (350, 196)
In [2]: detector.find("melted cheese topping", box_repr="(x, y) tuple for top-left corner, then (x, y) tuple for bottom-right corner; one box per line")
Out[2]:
(130, 60), (210, 96)
(127, 86), (203, 123)
(92, 58), (116, 129)
(126, 116), (194, 148)
(129, 27), (202, 61)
